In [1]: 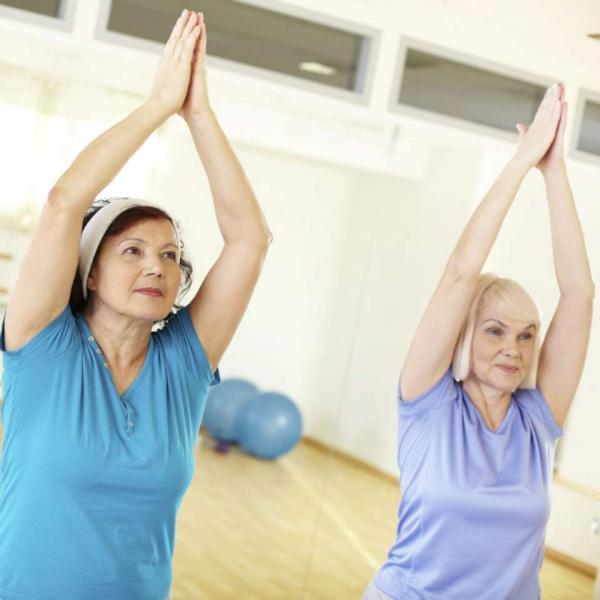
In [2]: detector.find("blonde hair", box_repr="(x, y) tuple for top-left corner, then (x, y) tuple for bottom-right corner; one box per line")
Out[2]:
(452, 273), (542, 389)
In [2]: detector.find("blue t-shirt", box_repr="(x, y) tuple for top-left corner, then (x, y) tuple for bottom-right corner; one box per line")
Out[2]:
(374, 368), (562, 600)
(0, 305), (219, 600)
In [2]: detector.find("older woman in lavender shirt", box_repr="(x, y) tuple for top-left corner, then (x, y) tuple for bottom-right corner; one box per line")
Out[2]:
(364, 84), (594, 599)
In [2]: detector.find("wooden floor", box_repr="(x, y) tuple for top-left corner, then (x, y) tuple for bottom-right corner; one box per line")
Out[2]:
(0, 420), (595, 598)
(172, 437), (595, 599)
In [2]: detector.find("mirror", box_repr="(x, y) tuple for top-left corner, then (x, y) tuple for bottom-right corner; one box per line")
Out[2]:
(1, 2), (599, 599)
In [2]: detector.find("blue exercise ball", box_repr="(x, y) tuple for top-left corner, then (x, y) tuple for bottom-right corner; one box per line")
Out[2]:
(203, 379), (259, 443)
(236, 392), (303, 459)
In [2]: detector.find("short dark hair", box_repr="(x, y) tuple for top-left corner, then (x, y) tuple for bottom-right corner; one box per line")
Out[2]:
(69, 198), (193, 328)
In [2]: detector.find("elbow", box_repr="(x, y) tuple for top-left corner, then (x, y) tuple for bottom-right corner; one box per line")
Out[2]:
(581, 280), (596, 301)
(264, 227), (274, 248)
(253, 222), (273, 251)
(445, 255), (479, 284)
(255, 229), (272, 257)
(46, 186), (78, 214)
(46, 186), (70, 209)
(560, 280), (595, 302)
(231, 227), (272, 254)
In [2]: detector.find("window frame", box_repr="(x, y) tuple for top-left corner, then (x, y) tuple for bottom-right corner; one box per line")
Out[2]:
(569, 87), (600, 168)
(388, 36), (556, 143)
(0, 0), (77, 32)
(95, 0), (380, 105)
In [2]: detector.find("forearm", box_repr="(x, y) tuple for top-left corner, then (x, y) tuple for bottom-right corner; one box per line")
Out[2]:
(184, 110), (271, 247)
(451, 154), (530, 276)
(543, 165), (595, 297)
(51, 99), (170, 211)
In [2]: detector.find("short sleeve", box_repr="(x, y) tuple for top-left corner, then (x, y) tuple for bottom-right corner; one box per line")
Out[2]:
(0, 305), (79, 370)
(397, 367), (457, 416)
(515, 387), (563, 441)
(154, 306), (220, 386)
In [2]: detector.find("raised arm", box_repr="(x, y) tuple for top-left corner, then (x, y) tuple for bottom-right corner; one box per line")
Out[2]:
(3, 10), (200, 351)
(524, 87), (595, 426)
(400, 84), (563, 401)
(178, 13), (272, 370)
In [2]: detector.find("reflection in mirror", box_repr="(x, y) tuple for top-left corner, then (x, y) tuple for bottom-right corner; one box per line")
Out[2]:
(304, 103), (600, 598)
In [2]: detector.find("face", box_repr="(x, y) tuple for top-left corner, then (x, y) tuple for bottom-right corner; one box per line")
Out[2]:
(87, 218), (181, 321)
(469, 308), (536, 393)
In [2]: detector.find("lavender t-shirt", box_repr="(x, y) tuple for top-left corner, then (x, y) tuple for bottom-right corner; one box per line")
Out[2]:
(374, 368), (562, 599)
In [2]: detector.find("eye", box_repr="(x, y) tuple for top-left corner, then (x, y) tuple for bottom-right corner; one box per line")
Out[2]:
(124, 246), (141, 255)
(487, 327), (503, 336)
(164, 251), (178, 260)
(519, 332), (533, 341)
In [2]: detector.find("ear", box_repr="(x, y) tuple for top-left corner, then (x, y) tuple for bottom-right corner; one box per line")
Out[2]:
(86, 266), (97, 292)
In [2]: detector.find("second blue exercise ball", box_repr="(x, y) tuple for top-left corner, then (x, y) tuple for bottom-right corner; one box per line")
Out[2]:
(203, 378), (258, 443)
(236, 392), (303, 459)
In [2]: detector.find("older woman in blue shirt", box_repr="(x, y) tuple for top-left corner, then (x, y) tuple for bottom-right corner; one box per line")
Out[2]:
(364, 84), (595, 599)
(0, 9), (270, 600)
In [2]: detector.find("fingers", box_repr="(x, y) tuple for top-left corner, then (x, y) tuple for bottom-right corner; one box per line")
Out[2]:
(547, 85), (564, 128)
(164, 9), (191, 57)
(174, 12), (201, 63)
(191, 14), (207, 66)
(526, 84), (562, 153)
(199, 13), (207, 55)
(515, 123), (527, 134)
(555, 101), (568, 146)
(515, 123), (529, 146)
(536, 83), (562, 123)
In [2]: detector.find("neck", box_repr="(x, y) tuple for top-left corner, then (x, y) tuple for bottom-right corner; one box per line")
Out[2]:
(82, 304), (151, 369)
(462, 376), (513, 431)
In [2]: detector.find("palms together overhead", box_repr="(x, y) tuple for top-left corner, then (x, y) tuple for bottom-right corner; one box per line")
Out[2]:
(179, 12), (210, 119)
(149, 9), (209, 118)
(516, 83), (567, 173)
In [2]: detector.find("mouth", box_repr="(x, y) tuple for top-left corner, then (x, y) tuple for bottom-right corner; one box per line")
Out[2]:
(135, 288), (164, 298)
(496, 365), (519, 375)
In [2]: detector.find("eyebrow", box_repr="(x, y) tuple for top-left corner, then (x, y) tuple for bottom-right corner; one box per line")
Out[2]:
(119, 237), (178, 249)
(484, 319), (536, 330)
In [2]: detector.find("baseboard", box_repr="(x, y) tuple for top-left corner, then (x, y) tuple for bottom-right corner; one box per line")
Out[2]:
(553, 474), (600, 502)
(301, 436), (399, 484)
(544, 547), (597, 577)
(301, 436), (598, 578)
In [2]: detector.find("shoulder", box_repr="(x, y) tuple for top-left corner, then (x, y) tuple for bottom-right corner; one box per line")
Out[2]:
(398, 367), (459, 417)
(1, 305), (79, 369)
(513, 386), (563, 441)
(153, 306), (220, 386)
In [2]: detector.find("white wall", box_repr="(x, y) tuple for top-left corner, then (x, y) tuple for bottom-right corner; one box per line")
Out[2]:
(318, 140), (600, 566)
(150, 127), (363, 438)
(331, 146), (480, 473)
(0, 0), (599, 568)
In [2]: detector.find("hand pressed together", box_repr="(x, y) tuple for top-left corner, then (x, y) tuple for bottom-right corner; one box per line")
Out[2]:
(148, 9), (204, 117)
(515, 83), (566, 174)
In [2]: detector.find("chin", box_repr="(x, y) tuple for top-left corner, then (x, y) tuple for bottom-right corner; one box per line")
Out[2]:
(473, 370), (515, 393)
(130, 300), (172, 321)
(494, 372), (523, 393)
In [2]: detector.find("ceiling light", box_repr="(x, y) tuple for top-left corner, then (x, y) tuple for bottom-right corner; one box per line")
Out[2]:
(298, 62), (338, 76)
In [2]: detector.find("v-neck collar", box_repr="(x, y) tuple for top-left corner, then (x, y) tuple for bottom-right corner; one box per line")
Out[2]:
(462, 387), (515, 435)
(76, 312), (153, 401)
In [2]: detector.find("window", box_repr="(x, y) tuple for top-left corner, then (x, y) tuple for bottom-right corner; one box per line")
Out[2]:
(391, 39), (552, 137)
(572, 91), (600, 162)
(0, 0), (76, 29)
(0, 0), (62, 17)
(98, 0), (378, 101)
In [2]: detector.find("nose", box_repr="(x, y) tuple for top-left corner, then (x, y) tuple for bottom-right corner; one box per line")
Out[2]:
(142, 253), (164, 277)
(502, 337), (520, 358)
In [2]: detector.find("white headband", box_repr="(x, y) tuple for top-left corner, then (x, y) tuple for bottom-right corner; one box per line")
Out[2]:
(78, 198), (181, 300)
